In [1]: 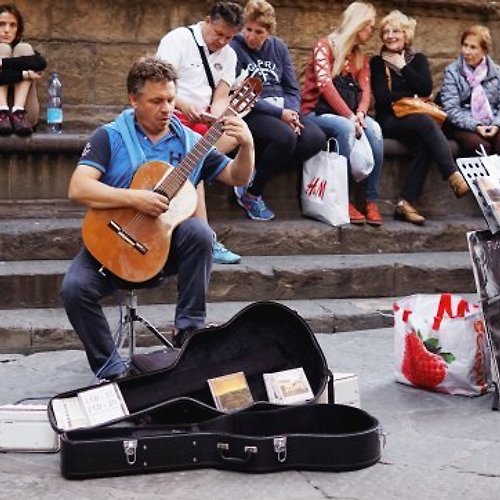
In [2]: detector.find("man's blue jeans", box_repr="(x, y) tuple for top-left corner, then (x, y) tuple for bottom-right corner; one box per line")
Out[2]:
(61, 217), (213, 379)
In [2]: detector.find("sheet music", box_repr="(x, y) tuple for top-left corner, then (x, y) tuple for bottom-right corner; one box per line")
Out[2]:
(77, 383), (129, 427)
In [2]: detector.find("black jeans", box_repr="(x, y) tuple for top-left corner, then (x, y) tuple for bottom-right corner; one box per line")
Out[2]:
(381, 114), (457, 202)
(244, 111), (326, 197)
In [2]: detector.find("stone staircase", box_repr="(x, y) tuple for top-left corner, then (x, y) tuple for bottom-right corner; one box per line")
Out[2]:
(0, 134), (487, 353)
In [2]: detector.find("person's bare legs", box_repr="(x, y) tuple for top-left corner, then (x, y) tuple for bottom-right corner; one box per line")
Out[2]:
(12, 42), (39, 125)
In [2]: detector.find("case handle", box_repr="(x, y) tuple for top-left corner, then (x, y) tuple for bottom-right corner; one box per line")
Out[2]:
(217, 442), (258, 464)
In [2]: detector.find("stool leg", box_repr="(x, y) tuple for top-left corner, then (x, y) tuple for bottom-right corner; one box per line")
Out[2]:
(121, 291), (174, 359)
(127, 291), (138, 359)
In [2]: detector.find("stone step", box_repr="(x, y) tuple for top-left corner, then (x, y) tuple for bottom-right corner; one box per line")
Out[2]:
(0, 252), (476, 309)
(0, 215), (486, 261)
(0, 294), (479, 353)
(0, 133), (483, 219)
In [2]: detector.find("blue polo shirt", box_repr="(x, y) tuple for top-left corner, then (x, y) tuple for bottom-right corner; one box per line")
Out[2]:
(78, 121), (230, 189)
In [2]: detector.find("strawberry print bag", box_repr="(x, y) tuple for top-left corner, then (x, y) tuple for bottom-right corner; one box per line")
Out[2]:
(393, 293), (490, 396)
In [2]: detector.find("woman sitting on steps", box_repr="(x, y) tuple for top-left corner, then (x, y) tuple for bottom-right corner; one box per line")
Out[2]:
(0, 3), (46, 136)
(370, 10), (469, 225)
(301, 1), (384, 227)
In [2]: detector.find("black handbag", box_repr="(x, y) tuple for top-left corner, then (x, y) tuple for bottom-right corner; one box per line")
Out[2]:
(315, 73), (362, 115)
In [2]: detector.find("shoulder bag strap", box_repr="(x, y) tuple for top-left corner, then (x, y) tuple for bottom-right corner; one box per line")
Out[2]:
(385, 65), (393, 91)
(187, 27), (216, 96)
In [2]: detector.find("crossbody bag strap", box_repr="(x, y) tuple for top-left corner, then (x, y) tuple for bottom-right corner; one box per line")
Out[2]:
(187, 27), (215, 98)
(385, 64), (393, 91)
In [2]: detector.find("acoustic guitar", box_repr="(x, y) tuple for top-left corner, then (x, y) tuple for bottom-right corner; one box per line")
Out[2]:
(82, 77), (262, 283)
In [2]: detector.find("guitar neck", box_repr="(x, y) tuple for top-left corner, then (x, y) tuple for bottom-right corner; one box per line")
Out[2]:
(156, 108), (236, 199)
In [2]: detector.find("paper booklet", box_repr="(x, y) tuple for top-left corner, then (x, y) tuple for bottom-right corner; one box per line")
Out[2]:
(207, 371), (254, 412)
(457, 154), (500, 234)
(264, 367), (314, 405)
(52, 383), (129, 431)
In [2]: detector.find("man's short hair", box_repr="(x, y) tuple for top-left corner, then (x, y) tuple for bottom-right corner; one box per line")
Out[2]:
(208, 1), (245, 29)
(127, 57), (178, 95)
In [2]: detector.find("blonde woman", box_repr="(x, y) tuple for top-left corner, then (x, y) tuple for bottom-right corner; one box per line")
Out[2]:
(301, 1), (384, 226)
(370, 10), (469, 225)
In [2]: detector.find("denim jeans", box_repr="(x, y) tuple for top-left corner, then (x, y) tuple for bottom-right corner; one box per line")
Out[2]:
(60, 217), (213, 378)
(308, 112), (384, 201)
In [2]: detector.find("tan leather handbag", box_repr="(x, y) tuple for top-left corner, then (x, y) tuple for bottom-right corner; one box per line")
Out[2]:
(392, 96), (447, 124)
(386, 66), (447, 125)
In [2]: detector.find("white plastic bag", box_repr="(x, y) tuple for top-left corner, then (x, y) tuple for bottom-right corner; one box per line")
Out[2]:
(349, 132), (374, 182)
(301, 139), (349, 227)
(393, 293), (490, 396)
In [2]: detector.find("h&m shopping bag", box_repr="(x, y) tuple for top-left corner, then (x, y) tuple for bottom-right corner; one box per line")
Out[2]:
(393, 293), (490, 396)
(301, 138), (349, 226)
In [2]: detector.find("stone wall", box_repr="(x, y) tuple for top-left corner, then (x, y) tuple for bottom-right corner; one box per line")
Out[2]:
(18, 0), (499, 130)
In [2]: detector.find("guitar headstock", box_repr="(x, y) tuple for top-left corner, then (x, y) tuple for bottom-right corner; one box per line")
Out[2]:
(228, 77), (263, 116)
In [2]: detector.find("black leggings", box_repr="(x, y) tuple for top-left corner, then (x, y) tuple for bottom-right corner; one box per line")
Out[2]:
(244, 111), (326, 197)
(382, 114), (457, 202)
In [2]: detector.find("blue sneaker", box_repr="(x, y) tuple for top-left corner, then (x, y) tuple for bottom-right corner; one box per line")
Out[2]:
(213, 239), (241, 264)
(237, 192), (275, 221)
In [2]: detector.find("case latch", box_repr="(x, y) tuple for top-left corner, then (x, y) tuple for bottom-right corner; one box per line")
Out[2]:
(123, 439), (138, 465)
(274, 436), (287, 462)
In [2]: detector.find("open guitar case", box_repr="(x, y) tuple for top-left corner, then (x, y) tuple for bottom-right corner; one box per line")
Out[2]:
(48, 301), (383, 479)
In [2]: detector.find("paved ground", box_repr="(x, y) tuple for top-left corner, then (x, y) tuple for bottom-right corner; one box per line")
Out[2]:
(0, 326), (499, 500)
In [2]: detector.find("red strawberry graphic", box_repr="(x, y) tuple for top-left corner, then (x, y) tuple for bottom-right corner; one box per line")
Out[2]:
(402, 331), (455, 389)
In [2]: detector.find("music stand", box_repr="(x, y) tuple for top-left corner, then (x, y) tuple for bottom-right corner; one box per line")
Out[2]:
(456, 155), (500, 233)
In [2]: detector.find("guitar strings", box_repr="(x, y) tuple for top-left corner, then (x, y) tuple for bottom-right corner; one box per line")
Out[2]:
(119, 81), (259, 240)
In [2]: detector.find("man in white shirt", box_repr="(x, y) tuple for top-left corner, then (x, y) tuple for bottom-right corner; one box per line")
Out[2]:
(157, 2), (245, 264)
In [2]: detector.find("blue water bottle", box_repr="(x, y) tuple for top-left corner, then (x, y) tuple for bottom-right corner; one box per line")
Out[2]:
(47, 72), (63, 133)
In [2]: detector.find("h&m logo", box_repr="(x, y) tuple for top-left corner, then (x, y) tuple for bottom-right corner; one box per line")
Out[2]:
(305, 176), (327, 199)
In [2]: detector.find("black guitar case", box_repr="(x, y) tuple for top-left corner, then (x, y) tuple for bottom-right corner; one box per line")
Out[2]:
(49, 302), (331, 428)
(60, 398), (382, 479)
(48, 302), (383, 477)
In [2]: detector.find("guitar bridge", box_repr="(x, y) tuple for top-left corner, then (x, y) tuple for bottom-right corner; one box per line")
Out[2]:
(108, 220), (148, 255)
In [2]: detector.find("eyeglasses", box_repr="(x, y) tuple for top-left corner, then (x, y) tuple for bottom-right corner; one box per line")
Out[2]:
(382, 28), (403, 36)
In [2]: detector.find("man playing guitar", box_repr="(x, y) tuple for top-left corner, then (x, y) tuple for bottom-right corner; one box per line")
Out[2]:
(60, 58), (254, 381)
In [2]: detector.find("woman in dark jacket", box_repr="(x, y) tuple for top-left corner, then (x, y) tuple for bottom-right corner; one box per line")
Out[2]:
(0, 3), (46, 136)
(441, 25), (500, 156)
(370, 10), (468, 225)
(230, 0), (325, 221)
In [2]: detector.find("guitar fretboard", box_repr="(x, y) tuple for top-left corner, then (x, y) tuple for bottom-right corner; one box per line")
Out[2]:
(155, 107), (237, 200)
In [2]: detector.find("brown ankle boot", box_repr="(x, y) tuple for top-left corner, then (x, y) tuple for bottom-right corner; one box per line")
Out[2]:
(394, 199), (426, 225)
(448, 171), (470, 198)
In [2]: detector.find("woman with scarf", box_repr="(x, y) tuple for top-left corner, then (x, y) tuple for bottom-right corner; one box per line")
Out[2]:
(441, 25), (500, 156)
(370, 10), (469, 225)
